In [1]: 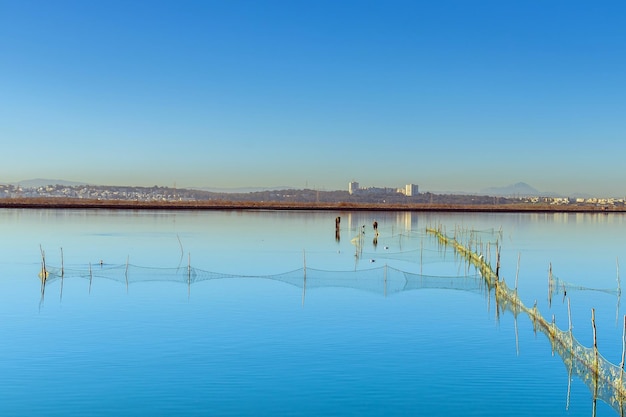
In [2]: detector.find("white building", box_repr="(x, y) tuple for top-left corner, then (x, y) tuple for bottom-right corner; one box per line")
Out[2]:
(348, 181), (360, 195)
(405, 184), (419, 196)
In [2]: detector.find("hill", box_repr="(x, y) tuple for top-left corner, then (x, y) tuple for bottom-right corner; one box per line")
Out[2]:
(481, 182), (545, 197)
(14, 178), (90, 188)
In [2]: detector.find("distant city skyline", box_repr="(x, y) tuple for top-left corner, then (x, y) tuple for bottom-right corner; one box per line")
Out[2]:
(2, 1), (625, 196)
(2, 175), (622, 198)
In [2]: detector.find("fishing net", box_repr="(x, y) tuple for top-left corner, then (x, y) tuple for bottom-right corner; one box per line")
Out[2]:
(40, 263), (484, 296)
(35, 224), (626, 414)
(427, 226), (626, 415)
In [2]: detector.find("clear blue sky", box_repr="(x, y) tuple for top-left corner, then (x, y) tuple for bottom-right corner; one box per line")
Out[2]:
(1, 1), (625, 195)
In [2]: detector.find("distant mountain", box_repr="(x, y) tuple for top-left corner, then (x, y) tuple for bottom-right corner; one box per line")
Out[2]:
(480, 182), (548, 197)
(15, 178), (90, 188)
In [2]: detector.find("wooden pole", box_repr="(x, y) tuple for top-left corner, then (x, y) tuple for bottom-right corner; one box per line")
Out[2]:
(568, 298), (573, 352)
(60, 247), (64, 302)
(420, 238), (423, 275)
(592, 308), (597, 349)
(618, 256), (622, 295)
(187, 253), (191, 299)
(549, 262), (553, 281)
(548, 262), (553, 307)
(177, 234), (184, 259)
(59, 272), (63, 302)
(514, 314), (519, 356)
(515, 252), (520, 291)
(619, 315), (626, 390)
(568, 298), (572, 332)
(39, 245), (47, 282)
(495, 245), (500, 280)
(302, 249), (307, 307)
(566, 358), (572, 411)
(592, 308), (599, 371)
(187, 253), (191, 284)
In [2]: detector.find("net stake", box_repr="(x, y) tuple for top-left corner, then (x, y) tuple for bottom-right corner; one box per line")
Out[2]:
(592, 308), (598, 369)
(125, 255), (129, 292)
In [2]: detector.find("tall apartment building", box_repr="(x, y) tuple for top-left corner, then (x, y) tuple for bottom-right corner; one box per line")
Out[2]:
(405, 184), (419, 196)
(348, 181), (360, 195)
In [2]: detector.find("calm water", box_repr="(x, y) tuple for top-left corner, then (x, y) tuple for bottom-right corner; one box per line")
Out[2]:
(1, 209), (626, 416)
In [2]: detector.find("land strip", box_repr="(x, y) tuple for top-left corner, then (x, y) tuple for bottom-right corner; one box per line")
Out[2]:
(1, 197), (624, 213)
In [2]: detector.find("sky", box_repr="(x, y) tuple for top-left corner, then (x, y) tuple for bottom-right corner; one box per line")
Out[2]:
(1, 1), (625, 196)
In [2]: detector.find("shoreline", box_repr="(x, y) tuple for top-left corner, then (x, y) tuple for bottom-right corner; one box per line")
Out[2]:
(0, 197), (624, 213)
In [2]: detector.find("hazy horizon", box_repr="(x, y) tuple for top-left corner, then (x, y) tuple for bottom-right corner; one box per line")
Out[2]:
(3, 177), (614, 199)
(2, 1), (625, 196)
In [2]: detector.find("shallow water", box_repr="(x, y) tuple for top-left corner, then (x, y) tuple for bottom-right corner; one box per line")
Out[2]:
(1, 209), (625, 416)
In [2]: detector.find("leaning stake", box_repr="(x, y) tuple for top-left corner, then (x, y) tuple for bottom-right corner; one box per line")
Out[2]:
(619, 315), (626, 387)
(515, 252), (520, 291)
(592, 308), (598, 369)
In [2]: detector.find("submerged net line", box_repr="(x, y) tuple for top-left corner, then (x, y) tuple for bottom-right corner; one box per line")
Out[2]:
(39, 264), (486, 296)
(358, 247), (454, 265)
(549, 273), (620, 296)
(350, 231), (474, 267)
(424, 226), (620, 298)
(426, 226), (626, 415)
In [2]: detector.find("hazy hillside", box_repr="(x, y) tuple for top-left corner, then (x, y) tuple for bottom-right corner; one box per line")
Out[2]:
(192, 185), (297, 193)
(480, 182), (543, 197)
(15, 178), (90, 188)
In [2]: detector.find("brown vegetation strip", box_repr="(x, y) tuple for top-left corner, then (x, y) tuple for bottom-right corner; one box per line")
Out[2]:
(0, 197), (625, 213)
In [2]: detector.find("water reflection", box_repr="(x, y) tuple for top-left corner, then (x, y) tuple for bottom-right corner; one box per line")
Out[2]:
(344, 212), (419, 234)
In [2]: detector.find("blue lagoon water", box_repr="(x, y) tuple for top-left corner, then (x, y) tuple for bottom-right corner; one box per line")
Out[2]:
(1, 209), (626, 416)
